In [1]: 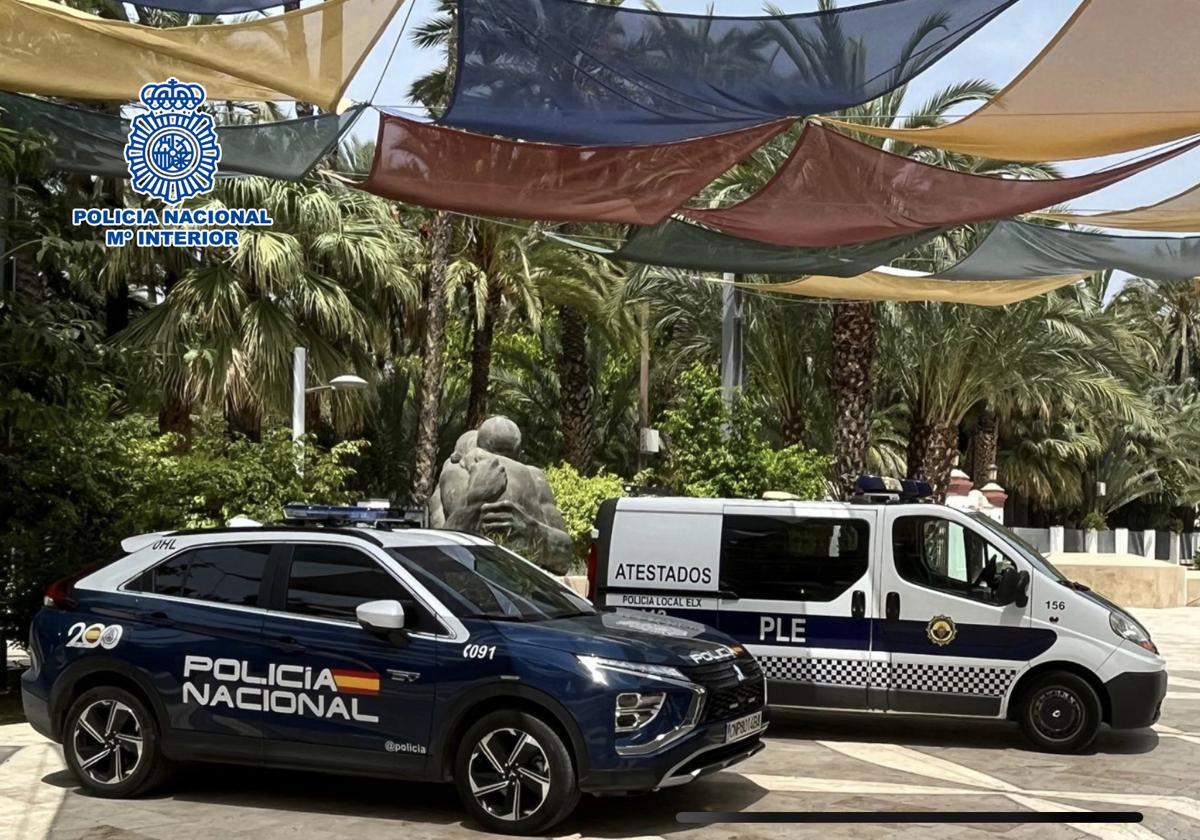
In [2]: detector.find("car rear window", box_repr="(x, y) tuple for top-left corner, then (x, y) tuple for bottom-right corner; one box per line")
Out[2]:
(130, 544), (271, 606)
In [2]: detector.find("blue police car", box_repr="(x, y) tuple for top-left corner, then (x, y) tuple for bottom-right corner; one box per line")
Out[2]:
(21, 513), (767, 834)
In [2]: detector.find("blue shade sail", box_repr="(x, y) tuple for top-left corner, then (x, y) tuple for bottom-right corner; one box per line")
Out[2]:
(938, 220), (1200, 282)
(0, 91), (365, 181)
(442, 0), (1020, 144)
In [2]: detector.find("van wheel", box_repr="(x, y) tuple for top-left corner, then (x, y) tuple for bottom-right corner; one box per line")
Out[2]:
(454, 709), (580, 835)
(1018, 672), (1102, 753)
(63, 686), (172, 797)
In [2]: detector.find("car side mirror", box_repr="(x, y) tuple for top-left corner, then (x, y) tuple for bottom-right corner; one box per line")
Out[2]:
(357, 599), (409, 645)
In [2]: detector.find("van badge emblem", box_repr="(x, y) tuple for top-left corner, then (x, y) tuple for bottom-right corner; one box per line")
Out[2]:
(926, 615), (957, 647)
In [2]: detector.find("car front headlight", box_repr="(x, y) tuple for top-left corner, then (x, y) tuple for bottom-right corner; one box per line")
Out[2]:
(576, 655), (687, 684)
(1110, 611), (1158, 654)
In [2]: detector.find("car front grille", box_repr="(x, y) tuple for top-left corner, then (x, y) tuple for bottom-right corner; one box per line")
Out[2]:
(681, 654), (766, 723)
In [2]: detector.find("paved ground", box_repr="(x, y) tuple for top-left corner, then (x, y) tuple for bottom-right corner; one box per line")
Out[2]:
(3, 609), (1199, 840)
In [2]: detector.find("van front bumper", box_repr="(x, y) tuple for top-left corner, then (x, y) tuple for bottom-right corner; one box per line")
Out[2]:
(1105, 669), (1167, 729)
(578, 717), (767, 794)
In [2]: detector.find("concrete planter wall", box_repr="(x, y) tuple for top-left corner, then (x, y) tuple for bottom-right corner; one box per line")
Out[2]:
(1047, 553), (1188, 609)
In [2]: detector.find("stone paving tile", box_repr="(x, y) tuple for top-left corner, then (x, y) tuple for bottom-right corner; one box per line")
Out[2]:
(5, 606), (1200, 839)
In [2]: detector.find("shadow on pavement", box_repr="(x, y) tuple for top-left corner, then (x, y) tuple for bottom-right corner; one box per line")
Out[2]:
(767, 709), (1160, 756)
(40, 762), (768, 836)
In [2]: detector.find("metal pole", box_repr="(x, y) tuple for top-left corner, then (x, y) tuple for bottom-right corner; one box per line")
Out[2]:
(638, 302), (650, 472)
(720, 273), (744, 408)
(292, 346), (307, 442)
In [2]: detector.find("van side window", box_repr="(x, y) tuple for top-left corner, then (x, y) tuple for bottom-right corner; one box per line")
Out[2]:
(719, 515), (870, 601)
(283, 545), (440, 632)
(892, 515), (1015, 604)
(131, 545), (270, 606)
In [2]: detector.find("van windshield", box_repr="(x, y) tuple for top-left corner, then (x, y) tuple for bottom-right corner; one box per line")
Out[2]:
(968, 514), (1070, 583)
(387, 544), (595, 622)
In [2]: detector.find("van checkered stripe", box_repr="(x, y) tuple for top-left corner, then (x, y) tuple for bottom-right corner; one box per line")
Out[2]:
(758, 656), (1016, 697)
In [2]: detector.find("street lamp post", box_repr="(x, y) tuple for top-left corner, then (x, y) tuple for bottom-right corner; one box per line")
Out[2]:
(291, 346), (368, 441)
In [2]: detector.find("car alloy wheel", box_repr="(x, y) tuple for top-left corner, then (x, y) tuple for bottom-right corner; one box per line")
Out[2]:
(71, 699), (144, 785)
(467, 727), (553, 822)
(1031, 687), (1083, 742)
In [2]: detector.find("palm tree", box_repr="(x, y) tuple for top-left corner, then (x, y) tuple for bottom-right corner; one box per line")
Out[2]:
(877, 284), (1152, 500)
(1111, 278), (1200, 386)
(117, 177), (418, 438)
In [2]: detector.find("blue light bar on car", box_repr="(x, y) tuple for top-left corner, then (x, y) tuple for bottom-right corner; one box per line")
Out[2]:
(282, 504), (394, 523)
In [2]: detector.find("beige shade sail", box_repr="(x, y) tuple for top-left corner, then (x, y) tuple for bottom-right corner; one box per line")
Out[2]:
(746, 267), (1083, 305)
(1033, 183), (1200, 232)
(825, 0), (1200, 161)
(0, 0), (405, 112)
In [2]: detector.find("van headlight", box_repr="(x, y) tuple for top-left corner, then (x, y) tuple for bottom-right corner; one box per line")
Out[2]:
(1110, 612), (1158, 654)
(577, 655), (686, 684)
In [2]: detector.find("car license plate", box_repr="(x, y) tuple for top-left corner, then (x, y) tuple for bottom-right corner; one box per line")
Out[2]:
(725, 710), (762, 742)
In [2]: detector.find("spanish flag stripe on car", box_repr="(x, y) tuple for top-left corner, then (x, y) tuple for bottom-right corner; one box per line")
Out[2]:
(331, 669), (380, 695)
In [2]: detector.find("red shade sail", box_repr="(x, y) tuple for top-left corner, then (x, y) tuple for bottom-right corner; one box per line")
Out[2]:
(683, 123), (1200, 247)
(359, 111), (790, 225)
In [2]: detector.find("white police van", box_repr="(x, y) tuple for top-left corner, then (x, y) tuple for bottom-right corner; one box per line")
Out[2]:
(588, 477), (1168, 753)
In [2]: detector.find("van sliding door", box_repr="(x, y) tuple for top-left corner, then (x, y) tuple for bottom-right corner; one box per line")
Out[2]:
(717, 505), (881, 711)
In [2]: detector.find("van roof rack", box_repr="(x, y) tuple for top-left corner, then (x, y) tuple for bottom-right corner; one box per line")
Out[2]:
(850, 475), (934, 504)
(280, 503), (427, 530)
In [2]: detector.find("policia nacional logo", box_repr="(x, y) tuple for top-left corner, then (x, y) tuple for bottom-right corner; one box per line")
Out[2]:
(926, 615), (958, 647)
(124, 78), (220, 206)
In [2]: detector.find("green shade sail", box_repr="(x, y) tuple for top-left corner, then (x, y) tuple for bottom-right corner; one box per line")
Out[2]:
(555, 219), (940, 276)
(0, 91), (365, 181)
(939, 220), (1200, 282)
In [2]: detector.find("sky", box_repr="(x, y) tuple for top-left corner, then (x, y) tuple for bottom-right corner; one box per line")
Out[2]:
(339, 0), (1200, 286)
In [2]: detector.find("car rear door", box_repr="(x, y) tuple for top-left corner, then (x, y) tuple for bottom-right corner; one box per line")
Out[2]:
(257, 539), (442, 776)
(124, 539), (278, 762)
(717, 504), (882, 711)
(878, 507), (1042, 717)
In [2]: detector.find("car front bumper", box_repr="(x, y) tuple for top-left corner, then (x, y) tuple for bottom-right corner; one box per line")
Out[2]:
(578, 714), (768, 794)
(1105, 668), (1167, 729)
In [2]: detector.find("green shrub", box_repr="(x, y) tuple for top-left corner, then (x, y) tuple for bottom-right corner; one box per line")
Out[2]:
(657, 362), (831, 500)
(1, 403), (363, 639)
(544, 463), (625, 565)
(1080, 510), (1108, 531)
(761, 445), (832, 500)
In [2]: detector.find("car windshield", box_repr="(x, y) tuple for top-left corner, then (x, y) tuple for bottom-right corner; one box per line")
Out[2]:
(968, 513), (1070, 583)
(387, 544), (595, 622)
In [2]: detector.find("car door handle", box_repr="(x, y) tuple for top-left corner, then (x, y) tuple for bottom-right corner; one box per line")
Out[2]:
(138, 610), (175, 627)
(885, 592), (900, 621)
(851, 590), (866, 619)
(270, 635), (306, 654)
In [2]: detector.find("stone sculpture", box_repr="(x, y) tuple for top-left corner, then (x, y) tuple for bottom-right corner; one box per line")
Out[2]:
(429, 416), (575, 574)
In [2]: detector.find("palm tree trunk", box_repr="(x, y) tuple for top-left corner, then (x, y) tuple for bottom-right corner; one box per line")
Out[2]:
(971, 404), (999, 485)
(831, 301), (875, 497)
(907, 417), (958, 502)
(466, 276), (502, 428)
(780, 398), (806, 447)
(413, 211), (452, 504)
(557, 305), (594, 472)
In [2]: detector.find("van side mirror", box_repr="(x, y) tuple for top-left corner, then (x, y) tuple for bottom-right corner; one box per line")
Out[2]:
(357, 599), (409, 645)
(994, 568), (1031, 608)
(1015, 570), (1030, 608)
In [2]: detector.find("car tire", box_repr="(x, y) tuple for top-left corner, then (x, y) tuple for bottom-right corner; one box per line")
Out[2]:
(454, 709), (580, 835)
(1017, 671), (1103, 753)
(63, 686), (172, 797)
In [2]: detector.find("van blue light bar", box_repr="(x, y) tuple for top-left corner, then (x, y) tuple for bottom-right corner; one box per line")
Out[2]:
(853, 475), (933, 503)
